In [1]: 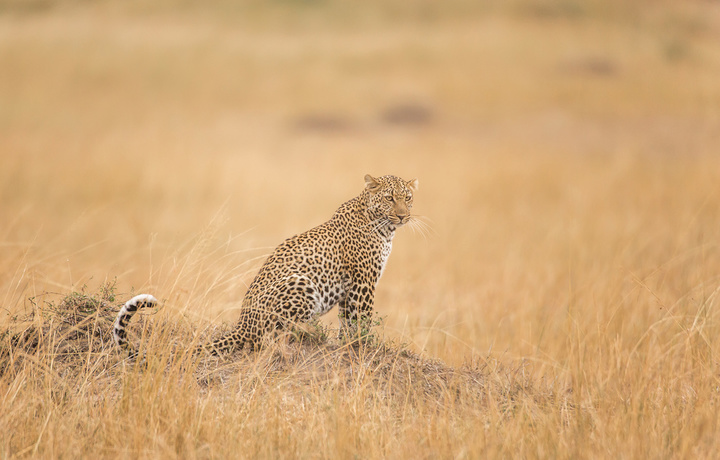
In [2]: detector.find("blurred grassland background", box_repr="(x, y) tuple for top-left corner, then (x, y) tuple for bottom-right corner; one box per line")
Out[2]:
(2, 0), (720, 458)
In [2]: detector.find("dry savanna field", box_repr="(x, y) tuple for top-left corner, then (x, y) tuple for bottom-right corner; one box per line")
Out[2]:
(1, 0), (720, 458)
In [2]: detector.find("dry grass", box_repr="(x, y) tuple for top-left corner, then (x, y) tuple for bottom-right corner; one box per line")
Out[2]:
(2, 0), (720, 458)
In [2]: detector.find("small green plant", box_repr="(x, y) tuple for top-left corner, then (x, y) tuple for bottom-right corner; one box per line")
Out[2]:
(340, 313), (386, 348)
(290, 318), (330, 346)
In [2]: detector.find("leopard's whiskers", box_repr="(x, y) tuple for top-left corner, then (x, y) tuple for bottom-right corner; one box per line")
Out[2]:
(406, 215), (434, 239)
(370, 217), (391, 234)
(358, 217), (385, 230)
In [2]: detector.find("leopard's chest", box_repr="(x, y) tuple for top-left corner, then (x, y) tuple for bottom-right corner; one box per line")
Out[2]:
(378, 239), (393, 279)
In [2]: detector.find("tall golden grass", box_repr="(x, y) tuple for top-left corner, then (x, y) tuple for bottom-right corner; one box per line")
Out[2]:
(2, 0), (720, 457)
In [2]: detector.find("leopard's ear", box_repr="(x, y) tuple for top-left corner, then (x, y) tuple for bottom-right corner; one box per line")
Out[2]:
(364, 174), (382, 192)
(406, 178), (419, 191)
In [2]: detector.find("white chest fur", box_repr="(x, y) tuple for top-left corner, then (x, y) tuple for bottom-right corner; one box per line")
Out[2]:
(378, 240), (393, 279)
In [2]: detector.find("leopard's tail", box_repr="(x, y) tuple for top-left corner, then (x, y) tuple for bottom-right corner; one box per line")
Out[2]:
(113, 294), (158, 348)
(113, 294), (247, 355)
(199, 329), (249, 355)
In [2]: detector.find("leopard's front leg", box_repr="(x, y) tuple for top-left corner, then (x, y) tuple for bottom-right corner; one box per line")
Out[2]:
(338, 282), (375, 341)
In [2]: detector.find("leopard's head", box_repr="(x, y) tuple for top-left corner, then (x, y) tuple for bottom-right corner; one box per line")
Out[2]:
(364, 174), (418, 226)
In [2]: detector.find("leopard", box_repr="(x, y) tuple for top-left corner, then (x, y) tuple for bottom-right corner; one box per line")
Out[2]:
(113, 174), (418, 354)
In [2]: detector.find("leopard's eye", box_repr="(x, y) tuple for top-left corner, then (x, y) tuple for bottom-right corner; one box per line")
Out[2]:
(385, 195), (394, 202)
(405, 195), (412, 202)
